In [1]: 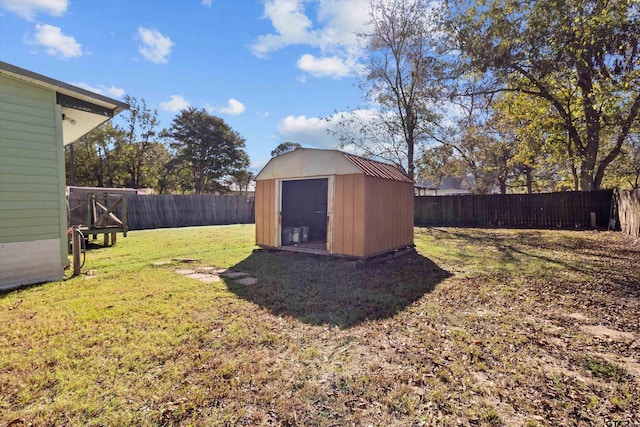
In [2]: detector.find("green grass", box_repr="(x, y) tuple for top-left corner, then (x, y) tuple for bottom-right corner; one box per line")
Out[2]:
(1, 225), (639, 425)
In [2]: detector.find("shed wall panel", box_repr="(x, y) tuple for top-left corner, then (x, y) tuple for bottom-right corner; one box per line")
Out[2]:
(332, 174), (365, 256)
(255, 179), (276, 247)
(363, 177), (414, 256)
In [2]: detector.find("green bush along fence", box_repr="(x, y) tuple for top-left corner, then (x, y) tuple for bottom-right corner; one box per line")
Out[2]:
(414, 190), (614, 229)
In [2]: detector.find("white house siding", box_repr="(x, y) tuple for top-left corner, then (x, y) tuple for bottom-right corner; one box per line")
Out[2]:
(0, 240), (63, 290)
(0, 74), (67, 289)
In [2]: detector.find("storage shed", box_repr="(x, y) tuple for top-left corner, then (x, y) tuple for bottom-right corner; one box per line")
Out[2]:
(0, 61), (128, 290)
(255, 148), (414, 258)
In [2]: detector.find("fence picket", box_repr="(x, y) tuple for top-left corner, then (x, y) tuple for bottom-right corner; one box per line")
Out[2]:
(414, 190), (614, 229)
(124, 194), (255, 230)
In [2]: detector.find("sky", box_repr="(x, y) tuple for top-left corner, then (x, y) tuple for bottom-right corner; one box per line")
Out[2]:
(0, 0), (374, 172)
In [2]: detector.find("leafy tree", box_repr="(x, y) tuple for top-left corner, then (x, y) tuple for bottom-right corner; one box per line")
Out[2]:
(228, 169), (255, 194)
(416, 144), (466, 195)
(338, 0), (445, 179)
(118, 95), (161, 189)
(605, 130), (640, 189)
(163, 107), (249, 194)
(65, 122), (126, 187)
(271, 141), (301, 157)
(447, 0), (640, 190)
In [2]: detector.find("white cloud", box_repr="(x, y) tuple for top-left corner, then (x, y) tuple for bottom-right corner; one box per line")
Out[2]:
(251, 0), (315, 57)
(160, 95), (189, 112)
(277, 109), (383, 150)
(0, 0), (67, 21)
(251, 0), (368, 55)
(32, 24), (81, 59)
(201, 0), (212, 5)
(251, 0), (369, 78)
(277, 114), (339, 149)
(219, 98), (246, 116)
(138, 27), (174, 64)
(72, 82), (125, 98)
(296, 54), (352, 78)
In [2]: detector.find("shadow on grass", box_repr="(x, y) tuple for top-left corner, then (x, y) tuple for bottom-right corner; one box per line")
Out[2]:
(426, 227), (640, 298)
(226, 250), (451, 328)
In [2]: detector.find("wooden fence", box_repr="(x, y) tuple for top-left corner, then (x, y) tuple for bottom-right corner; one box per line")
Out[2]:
(125, 194), (255, 230)
(414, 190), (614, 229)
(617, 189), (640, 239)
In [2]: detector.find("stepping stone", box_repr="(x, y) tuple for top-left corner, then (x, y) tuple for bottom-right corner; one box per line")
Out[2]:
(176, 269), (196, 275)
(235, 276), (258, 285)
(153, 260), (173, 266)
(196, 266), (219, 273)
(220, 270), (248, 279)
(186, 273), (221, 283)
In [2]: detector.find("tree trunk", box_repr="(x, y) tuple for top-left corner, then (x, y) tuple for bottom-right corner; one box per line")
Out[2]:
(525, 167), (533, 194)
(499, 178), (507, 194)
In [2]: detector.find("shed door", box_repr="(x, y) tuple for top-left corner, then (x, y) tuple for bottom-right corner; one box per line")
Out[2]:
(281, 178), (328, 247)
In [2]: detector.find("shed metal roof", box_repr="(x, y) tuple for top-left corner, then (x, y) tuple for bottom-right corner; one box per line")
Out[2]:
(341, 152), (413, 183)
(255, 148), (413, 183)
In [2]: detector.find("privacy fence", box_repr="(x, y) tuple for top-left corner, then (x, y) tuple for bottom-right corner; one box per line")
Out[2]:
(617, 189), (640, 239)
(124, 194), (255, 230)
(414, 190), (614, 229)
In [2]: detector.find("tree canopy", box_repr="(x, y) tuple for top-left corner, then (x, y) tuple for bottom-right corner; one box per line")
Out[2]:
(65, 99), (252, 195)
(271, 141), (301, 157)
(447, 0), (640, 190)
(335, 0), (445, 179)
(163, 107), (249, 194)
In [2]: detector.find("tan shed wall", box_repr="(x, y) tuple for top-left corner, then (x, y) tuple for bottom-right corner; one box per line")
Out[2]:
(255, 179), (277, 247)
(363, 176), (414, 257)
(331, 174), (366, 257)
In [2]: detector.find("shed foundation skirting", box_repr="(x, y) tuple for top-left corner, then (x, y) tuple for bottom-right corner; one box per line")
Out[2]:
(257, 243), (415, 260)
(0, 239), (64, 290)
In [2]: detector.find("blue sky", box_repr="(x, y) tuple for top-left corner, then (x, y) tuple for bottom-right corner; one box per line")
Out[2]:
(0, 0), (373, 171)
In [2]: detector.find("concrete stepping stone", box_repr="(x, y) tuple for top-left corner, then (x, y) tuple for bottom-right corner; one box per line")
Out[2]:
(196, 266), (220, 273)
(220, 270), (248, 279)
(176, 269), (196, 275)
(235, 276), (258, 285)
(186, 273), (221, 283)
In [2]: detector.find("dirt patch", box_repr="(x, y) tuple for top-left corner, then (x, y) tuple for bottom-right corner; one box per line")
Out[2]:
(580, 325), (637, 342)
(564, 312), (590, 322)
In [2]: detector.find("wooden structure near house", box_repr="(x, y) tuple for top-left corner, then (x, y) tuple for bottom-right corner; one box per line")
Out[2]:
(255, 149), (414, 258)
(617, 189), (640, 239)
(67, 186), (131, 246)
(0, 61), (128, 290)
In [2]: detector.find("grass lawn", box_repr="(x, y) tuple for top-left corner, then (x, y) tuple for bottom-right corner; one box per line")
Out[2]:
(1, 225), (639, 426)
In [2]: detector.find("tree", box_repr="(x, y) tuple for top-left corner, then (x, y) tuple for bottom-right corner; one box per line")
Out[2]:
(271, 141), (301, 157)
(605, 129), (640, 189)
(65, 121), (126, 187)
(118, 95), (161, 189)
(340, 0), (445, 179)
(228, 169), (255, 194)
(163, 107), (249, 194)
(416, 144), (465, 194)
(447, 0), (640, 190)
